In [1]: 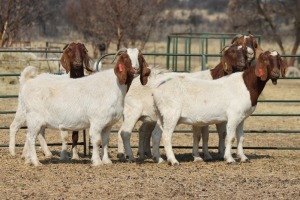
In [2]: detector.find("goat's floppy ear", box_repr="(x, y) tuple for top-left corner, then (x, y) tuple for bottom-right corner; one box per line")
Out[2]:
(60, 50), (71, 73)
(278, 54), (287, 78)
(221, 46), (233, 74)
(114, 55), (128, 85)
(80, 44), (94, 73)
(138, 51), (151, 85)
(255, 52), (268, 81)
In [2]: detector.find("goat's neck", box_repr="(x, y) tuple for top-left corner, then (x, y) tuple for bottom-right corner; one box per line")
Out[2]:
(70, 65), (85, 78)
(242, 66), (268, 106)
(210, 63), (229, 80)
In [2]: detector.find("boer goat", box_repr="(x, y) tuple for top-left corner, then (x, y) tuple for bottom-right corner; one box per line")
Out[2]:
(150, 51), (286, 165)
(9, 42), (94, 159)
(61, 42), (95, 159)
(17, 48), (150, 166)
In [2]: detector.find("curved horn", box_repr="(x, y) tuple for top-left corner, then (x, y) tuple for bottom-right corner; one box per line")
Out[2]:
(220, 44), (232, 53)
(111, 48), (128, 64)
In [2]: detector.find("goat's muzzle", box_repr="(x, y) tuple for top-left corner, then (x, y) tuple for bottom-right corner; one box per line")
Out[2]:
(270, 70), (280, 85)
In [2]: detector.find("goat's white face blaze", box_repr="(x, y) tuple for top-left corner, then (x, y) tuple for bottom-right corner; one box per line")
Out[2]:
(127, 48), (140, 76)
(246, 47), (254, 62)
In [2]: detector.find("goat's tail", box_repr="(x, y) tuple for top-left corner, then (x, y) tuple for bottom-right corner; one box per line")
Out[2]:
(19, 66), (39, 85)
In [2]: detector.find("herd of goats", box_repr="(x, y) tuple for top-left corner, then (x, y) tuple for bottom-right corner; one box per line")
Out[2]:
(8, 34), (287, 166)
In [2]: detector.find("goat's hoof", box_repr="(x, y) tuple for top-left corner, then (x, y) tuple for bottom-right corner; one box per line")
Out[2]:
(117, 153), (126, 161)
(136, 158), (145, 164)
(71, 154), (80, 160)
(91, 161), (103, 167)
(226, 160), (237, 165)
(153, 156), (164, 164)
(127, 158), (136, 163)
(193, 157), (204, 162)
(44, 152), (53, 158)
(102, 158), (113, 165)
(241, 158), (250, 163)
(33, 161), (43, 167)
(168, 161), (180, 166)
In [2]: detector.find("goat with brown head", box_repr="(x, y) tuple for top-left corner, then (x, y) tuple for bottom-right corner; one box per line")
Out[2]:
(60, 42), (94, 78)
(254, 51), (286, 85)
(231, 33), (261, 65)
(218, 43), (248, 75)
(112, 48), (151, 91)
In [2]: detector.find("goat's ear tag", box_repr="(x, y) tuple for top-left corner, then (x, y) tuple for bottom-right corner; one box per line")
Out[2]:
(259, 68), (263, 76)
(118, 63), (123, 72)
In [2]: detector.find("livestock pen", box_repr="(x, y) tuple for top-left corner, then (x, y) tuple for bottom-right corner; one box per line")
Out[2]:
(0, 50), (299, 154)
(0, 38), (299, 199)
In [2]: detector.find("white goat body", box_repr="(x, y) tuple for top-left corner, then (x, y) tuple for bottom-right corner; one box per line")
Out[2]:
(20, 67), (126, 166)
(151, 51), (286, 165)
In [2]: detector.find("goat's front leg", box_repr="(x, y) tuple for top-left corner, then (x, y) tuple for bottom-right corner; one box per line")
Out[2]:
(224, 119), (241, 164)
(236, 121), (249, 162)
(192, 126), (204, 162)
(161, 114), (180, 166)
(89, 125), (103, 166)
(60, 131), (69, 160)
(101, 126), (112, 165)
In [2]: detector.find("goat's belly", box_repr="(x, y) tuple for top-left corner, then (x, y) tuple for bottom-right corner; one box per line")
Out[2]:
(178, 117), (226, 126)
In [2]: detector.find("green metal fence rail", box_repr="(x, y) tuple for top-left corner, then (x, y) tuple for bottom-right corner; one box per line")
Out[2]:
(0, 49), (299, 153)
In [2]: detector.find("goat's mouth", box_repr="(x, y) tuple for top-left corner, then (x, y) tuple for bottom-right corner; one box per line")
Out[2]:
(133, 68), (139, 77)
(270, 70), (280, 85)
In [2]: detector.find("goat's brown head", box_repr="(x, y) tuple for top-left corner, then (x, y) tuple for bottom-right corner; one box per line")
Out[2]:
(255, 51), (287, 85)
(60, 42), (94, 78)
(231, 34), (260, 64)
(113, 48), (151, 90)
(221, 43), (248, 74)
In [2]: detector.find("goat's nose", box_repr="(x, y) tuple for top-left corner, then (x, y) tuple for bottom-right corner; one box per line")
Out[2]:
(271, 70), (280, 78)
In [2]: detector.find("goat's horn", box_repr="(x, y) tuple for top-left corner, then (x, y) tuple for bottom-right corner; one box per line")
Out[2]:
(220, 44), (232, 53)
(111, 48), (127, 64)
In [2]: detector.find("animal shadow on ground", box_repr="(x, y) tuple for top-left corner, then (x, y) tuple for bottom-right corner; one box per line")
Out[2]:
(39, 150), (91, 165)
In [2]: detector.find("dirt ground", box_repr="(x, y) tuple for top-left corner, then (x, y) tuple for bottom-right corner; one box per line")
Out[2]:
(0, 132), (299, 200)
(0, 54), (299, 199)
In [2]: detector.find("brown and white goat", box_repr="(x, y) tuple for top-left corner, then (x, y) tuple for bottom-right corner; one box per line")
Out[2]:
(151, 50), (287, 165)
(60, 42), (95, 159)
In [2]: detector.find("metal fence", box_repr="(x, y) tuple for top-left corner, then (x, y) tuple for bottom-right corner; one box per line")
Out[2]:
(0, 49), (299, 156)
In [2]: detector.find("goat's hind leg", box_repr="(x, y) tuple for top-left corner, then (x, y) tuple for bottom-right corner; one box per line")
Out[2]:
(25, 121), (44, 166)
(9, 109), (26, 156)
(71, 131), (79, 159)
(137, 122), (156, 162)
(60, 131), (69, 160)
(119, 112), (141, 162)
